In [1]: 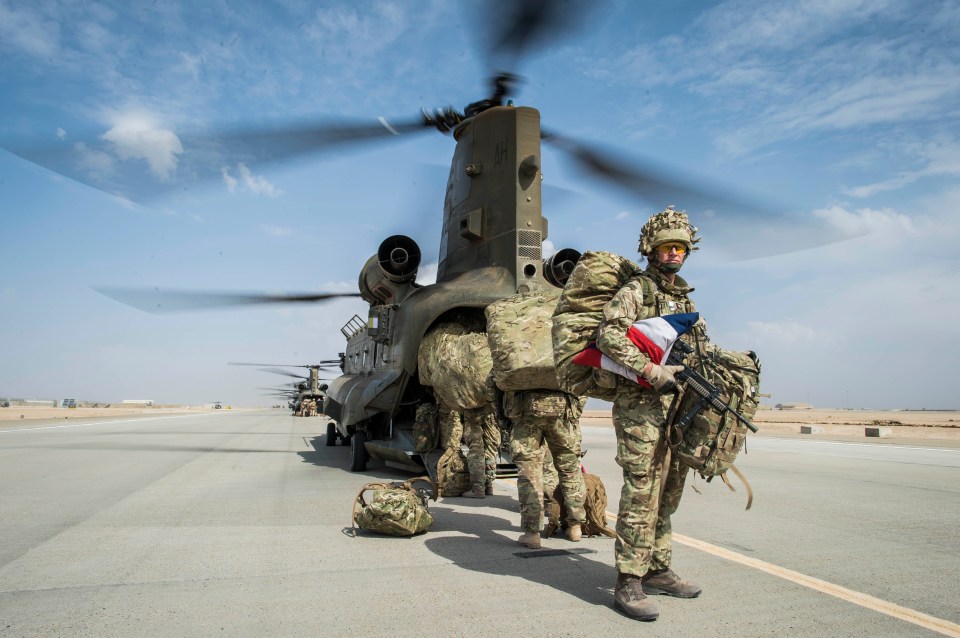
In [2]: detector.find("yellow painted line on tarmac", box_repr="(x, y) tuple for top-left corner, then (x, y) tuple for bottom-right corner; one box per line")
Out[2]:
(603, 510), (960, 637)
(502, 477), (958, 636)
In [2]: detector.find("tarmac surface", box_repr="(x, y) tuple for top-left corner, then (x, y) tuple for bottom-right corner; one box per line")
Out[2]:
(1, 409), (958, 637)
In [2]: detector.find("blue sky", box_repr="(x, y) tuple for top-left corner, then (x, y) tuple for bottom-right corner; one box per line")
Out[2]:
(1, 0), (958, 409)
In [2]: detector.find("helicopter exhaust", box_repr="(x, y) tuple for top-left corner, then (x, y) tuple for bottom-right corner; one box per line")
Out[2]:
(359, 235), (422, 304)
(378, 235), (421, 281)
(543, 248), (582, 287)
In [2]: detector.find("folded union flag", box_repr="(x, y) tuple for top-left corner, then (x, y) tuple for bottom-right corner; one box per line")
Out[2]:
(572, 312), (700, 387)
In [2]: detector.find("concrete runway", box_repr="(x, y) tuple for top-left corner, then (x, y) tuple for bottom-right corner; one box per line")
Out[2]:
(1, 410), (957, 637)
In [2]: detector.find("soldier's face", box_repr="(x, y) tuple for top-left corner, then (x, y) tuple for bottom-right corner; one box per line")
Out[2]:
(655, 242), (687, 267)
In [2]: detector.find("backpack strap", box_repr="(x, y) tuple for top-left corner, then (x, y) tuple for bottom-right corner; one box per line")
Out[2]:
(719, 465), (753, 510)
(403, 476), (439, 502)
(635, 274), (658, 309)
(351, 481), (391, 537)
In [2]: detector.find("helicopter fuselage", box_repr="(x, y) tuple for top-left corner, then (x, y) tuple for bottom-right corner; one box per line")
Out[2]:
(325, 104), (569, 472)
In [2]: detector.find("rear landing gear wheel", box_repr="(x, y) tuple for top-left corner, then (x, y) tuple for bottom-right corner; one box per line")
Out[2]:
(350, 430), (368, 472)
(325, 422), (337, 447)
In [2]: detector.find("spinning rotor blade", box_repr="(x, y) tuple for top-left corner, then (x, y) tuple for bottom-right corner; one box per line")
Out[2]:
(229, 361), (340, 369)
(4, 115), (433, 205)
(256, 368), (308, 380)
(94, 287), (362, 313)
(481, 0), (594, 72)
(542, 129), (861, 257)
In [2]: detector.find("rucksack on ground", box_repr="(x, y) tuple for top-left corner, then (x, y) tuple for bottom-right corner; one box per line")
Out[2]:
(544, 471), (616, 539)
(435, 447), (473, 497)
(351, 476), (438, 537)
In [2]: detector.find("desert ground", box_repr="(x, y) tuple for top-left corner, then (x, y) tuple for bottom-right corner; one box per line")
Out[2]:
(581, 407), (960, 442)
(5, 404), (958, 442)
(0, 405), (230, 422)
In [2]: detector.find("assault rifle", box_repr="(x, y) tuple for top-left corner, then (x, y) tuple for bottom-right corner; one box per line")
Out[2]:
(666, 340), (759, 434)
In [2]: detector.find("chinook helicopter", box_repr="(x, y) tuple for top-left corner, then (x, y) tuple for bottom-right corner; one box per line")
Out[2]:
(230, 362), (338, 418)
(3, 2), (846, 476)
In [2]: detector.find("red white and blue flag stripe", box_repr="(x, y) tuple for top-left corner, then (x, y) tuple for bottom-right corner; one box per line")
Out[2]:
(572, 312), (700, 387)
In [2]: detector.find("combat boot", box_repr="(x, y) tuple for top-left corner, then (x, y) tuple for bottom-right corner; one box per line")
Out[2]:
(614, 572), (659, 621)
(485, 483), (494, 495)
(461, 486), (485, 499)
(567, 524), (582, 542)
(641, 568), (702, 598)
(518, 532), (541, 549)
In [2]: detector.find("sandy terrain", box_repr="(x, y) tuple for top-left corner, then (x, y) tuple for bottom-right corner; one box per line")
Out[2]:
(0, 405), (230, 422)
(581, 407), (960, 442)
(5, 405), (957, 442)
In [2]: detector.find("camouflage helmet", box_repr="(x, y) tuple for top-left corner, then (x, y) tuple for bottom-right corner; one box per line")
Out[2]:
(638, 206), (700, 256)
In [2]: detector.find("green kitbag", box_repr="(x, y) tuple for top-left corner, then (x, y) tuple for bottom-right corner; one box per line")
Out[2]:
(552, 251), (642, 400)
(351, 476), (438, 537)
(435, 447), (473, 497)
(670, 347), (761, 508)
(485, 289), (561, 391)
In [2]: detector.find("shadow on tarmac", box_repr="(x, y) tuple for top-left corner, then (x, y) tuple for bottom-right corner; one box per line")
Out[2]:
(423, 506), (617, 608)
(302, 431), (617, 607)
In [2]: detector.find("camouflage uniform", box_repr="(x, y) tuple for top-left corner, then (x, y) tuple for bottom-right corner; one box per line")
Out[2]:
(542, 446), (559, 509)
(437, 403), (463, 450)
(542, 398), (585, 510)
(462, 402), (501, 491)
(509, 390), (586, 533)
(597, 264), (701, 577)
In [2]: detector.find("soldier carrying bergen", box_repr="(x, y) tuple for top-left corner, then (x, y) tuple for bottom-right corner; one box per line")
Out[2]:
(596, 206), (705, 622)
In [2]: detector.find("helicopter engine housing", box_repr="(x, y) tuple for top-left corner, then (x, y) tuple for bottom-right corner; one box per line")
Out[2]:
(358, 235), (422, 304)
(543, 248), (582, 288)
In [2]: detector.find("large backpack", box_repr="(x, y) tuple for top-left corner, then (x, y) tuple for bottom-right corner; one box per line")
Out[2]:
(351, 476), (438, 537)
(435, 447), (473, 497)
(485, 289), (562, 391)
(544, 471), (617, 539)
(553, 251), (643, 400)
(669, 347), (761, 508)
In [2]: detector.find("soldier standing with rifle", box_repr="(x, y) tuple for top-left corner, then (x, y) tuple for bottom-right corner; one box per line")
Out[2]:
(596, 207), (705, 622)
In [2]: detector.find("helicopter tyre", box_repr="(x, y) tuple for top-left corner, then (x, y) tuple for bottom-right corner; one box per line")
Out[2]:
(325, 422), (337, 447)
(350, 430), (368, 472)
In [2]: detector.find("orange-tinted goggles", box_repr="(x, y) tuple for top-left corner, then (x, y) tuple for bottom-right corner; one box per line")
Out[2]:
(656, 242), (688, 254)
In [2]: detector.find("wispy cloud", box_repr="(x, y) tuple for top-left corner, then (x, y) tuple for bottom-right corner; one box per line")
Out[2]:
(586, 0), (960, 166)
(304, 4), (407, 63)
(221, 163), (281, 197)
(811, 205), (915, 237)
(843, 137), (960, 197)
(0, 3), (61, 58)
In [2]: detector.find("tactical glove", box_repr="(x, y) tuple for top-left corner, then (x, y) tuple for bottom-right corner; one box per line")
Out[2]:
(642, 364), (684, 392)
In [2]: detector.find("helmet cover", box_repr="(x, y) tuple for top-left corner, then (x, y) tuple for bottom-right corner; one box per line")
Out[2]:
(638, 206), (700, 256)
